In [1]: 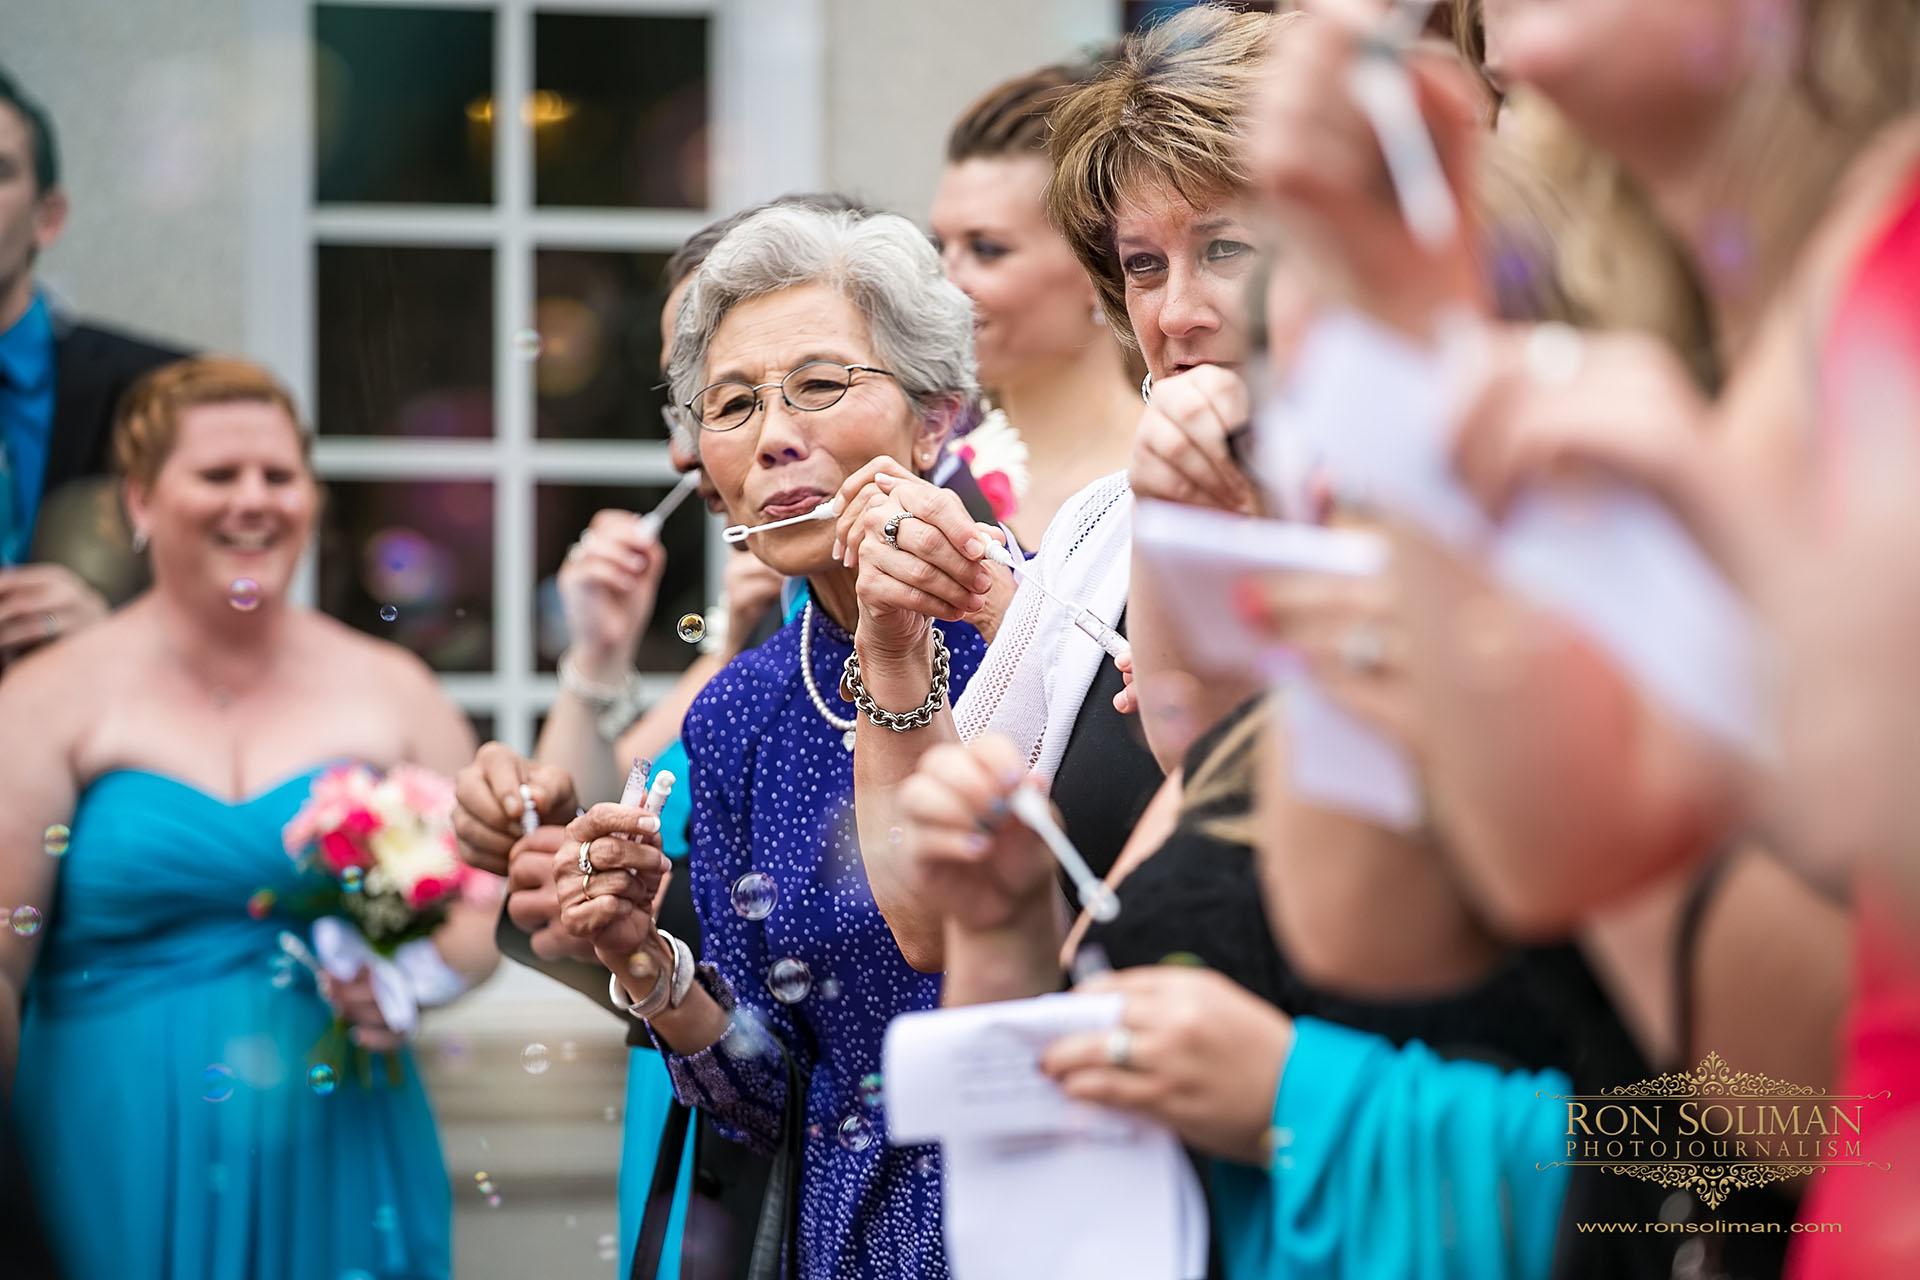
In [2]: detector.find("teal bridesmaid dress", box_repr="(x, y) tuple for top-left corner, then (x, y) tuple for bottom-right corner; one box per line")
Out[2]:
(13, 768), (453, 1280)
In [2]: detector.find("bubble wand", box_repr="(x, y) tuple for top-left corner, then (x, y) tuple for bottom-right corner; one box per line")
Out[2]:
(1006, 787), (1119, 923)
(978, 540), (1131, 663)
(721, 496), (842, 546)
(637, 470), (703, 539)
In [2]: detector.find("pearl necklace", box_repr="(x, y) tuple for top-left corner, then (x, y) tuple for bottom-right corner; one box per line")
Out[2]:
(798, 599), (858, 750)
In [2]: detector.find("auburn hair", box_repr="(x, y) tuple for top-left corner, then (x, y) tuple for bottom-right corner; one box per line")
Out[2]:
(114, 356), (309, 487)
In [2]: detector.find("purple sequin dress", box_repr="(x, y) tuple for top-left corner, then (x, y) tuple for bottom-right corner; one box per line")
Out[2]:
(660, 602), (985, 1280)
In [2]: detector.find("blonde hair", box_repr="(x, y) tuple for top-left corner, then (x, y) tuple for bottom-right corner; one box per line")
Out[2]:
(1044, 5), (1287, 351)
(114, 356), (309, 487)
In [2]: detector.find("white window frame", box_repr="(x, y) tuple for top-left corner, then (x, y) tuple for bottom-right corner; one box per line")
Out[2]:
(243, 0), (824, 752)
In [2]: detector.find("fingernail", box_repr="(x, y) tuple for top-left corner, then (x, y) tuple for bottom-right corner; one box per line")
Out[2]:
(963, 538), (983, 558)
(629, 555), (647, 573)
(1000, 768), (1023, 789)
(876, 473), (897, 488)
(962, 833), (990, 854)
(832, 537), (843, 561)
(636, 815), (660, 834)
(965, 594), (986, 613)
(1231, 577), (1265, 624)
(973, 572), (992, 593)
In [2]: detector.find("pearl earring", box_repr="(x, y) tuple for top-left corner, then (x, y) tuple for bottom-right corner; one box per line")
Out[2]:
(1091, 304), (1107, 327)
(131, 528), (150, 553)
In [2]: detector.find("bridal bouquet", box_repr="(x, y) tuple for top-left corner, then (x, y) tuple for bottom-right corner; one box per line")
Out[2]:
(281, 764), (475, 1080)
(283, 763), (468, 949)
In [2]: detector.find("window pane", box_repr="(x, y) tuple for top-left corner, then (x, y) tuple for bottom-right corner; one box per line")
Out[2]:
(534, 484), (708, 675)
(533, 13), (709, 209)
(316, 244), (495, 438)
(319, 479), (495, 673)
(533, 249), (673, 441)
(315, 4), (494, 205)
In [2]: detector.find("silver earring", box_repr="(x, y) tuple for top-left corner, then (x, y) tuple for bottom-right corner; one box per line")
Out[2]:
(1140, 373), (1153, 403)
(131, 528), (149, 554)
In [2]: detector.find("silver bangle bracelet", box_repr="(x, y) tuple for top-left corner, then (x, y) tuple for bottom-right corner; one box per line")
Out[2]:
(609, 964), (671, 1021)
(607, 931), (694, 1021)
(558, 651), (646, 740)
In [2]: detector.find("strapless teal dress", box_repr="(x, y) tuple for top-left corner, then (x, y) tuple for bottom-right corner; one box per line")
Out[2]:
(13, 768), (452, 1280)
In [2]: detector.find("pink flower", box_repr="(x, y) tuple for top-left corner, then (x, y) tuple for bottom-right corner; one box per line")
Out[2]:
(319, 831), (371, 874)
(976, 470), (1018, 522)
(388, 764), (455, 819)
(337, 807), (380, 841)
(406, 873), (461, 910)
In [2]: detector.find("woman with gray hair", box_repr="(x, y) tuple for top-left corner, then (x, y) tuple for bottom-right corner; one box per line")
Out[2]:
(549, 203), (997, 1280)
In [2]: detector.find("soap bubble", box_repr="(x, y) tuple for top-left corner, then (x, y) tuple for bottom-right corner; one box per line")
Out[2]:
(766, 957), (812, 1004)
(677, 613), (706, 644)
(42, 824), (70, 857)
(886, 826), (902, 844)
(565, 1214), (578, 1229)
(486, 1193), (502, 1208)
(522, 1043), (551, 1074)
(269, 955), (296, 989)
(228, 578), (261, 611)
(373, 1205), (398, 1233)
(246, 888), (276, 920)
(730, 872), (778, 920)
(858, 1073), (884, 1108)
(474, 1170), (490, 1185)
(341, 866), (364, 894)
(560, 1040), (578, 1063)
(10, 906), (41, 936)
(308, 1064), (337, 1095)
(819, 976), (843, 1002)
(836, 1114), (874, 1151)
(512, 328), (543, 361)
(603, 1106), (619, 1125)
(914, 1152), (936, 1174)
(806, 1123), (824, 1140)
(202, 1064), (236, 1102)
(596, 1233), (618, 1261)
(378, 604), (399, 622)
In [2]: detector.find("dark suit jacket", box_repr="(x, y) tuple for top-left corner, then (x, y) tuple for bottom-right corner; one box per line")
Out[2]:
(24, 316), (190, 604)
(44, 315), (190, 495)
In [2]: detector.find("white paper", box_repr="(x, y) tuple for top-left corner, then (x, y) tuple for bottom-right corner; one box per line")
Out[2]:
(1281, 670), (1425, 829)
(1267, 310), (1767, 757)
(1131, 499), (1388, 679)
(884, 995), (1208, 1280)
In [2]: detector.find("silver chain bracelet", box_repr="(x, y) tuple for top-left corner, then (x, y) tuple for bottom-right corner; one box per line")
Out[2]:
(839, 629), (951, 732)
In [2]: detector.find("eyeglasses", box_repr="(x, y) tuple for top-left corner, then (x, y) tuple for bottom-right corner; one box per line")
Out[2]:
(686, 361), (899, 434)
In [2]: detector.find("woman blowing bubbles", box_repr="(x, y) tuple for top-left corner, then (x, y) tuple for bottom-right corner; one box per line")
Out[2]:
(461, 206), (997, 1280)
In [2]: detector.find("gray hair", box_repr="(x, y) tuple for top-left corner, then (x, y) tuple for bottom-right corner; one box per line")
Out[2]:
(667, 205), (978, 439)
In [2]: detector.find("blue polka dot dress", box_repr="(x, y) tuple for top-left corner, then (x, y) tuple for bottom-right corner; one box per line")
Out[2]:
(659, 600), (985, 1280)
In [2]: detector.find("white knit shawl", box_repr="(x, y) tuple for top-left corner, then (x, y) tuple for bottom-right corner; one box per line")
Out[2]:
(953, 470), (1134, 787)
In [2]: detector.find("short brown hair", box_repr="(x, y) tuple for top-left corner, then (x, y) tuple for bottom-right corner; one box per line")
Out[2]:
(114, 356), (309, 487)
(1045, 5), (1286, 350)
(946, 51), (1115, 164)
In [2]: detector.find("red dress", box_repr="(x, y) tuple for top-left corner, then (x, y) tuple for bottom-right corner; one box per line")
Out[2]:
(1788, 167), (1920, 1278)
